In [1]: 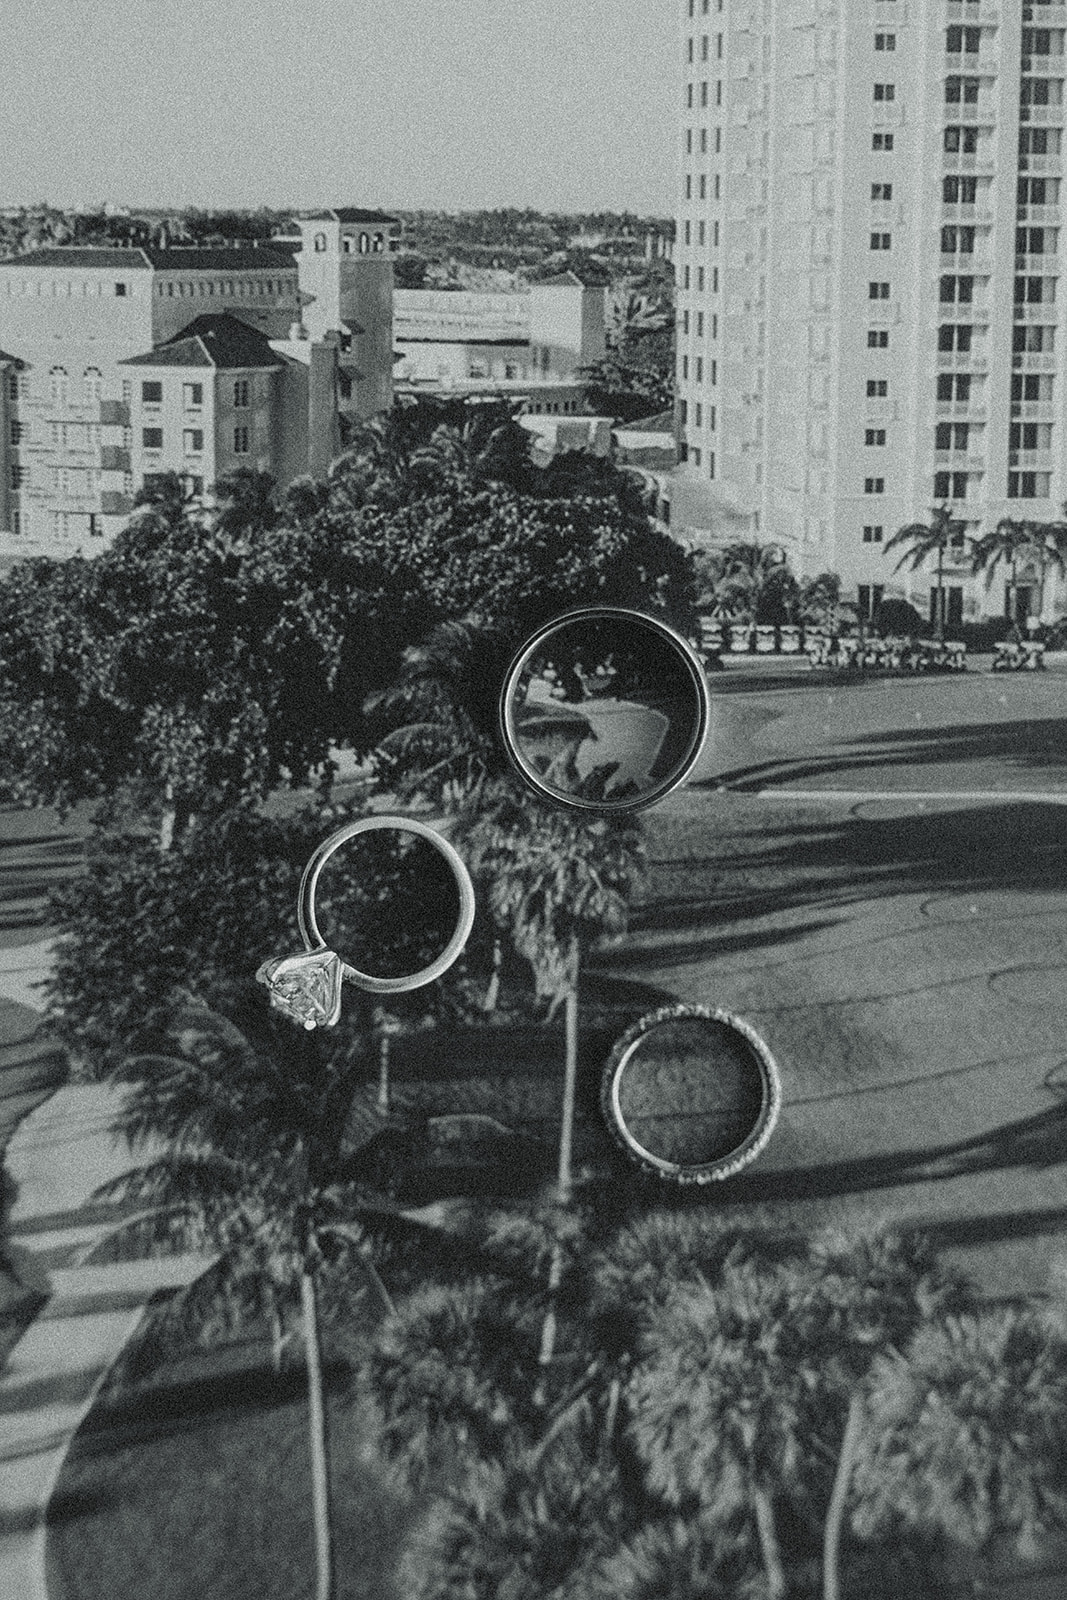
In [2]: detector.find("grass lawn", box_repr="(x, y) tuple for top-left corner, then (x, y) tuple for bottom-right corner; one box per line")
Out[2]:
(48, 1340), (417, 1600)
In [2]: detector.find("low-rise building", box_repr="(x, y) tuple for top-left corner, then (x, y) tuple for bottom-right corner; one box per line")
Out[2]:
(0, 220), (397, 561)
(118, 314), (337, 508)
(393, 272), (606, 388)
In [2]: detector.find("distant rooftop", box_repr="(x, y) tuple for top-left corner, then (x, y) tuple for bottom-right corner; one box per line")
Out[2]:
(0, 247), (153, 270)
(120, 313), (286, 371)
(529, 267), (609, 289)
(0, 243), (297, 272)
(143, 245), (297, 270)
(300, 208), (401, 227)
(617, 410), (674, 434)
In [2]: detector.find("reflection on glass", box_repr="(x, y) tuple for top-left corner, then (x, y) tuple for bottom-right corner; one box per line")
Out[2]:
(601, 1005), (781, 1183)
(312, 827), (463, 983)
(500, 609), (709, 812)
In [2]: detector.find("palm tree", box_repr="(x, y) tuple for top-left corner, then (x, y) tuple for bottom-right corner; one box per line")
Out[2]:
(884, 504), (966, 641)
(850, 1304), (1067, 1583)
(970, 517), (1042, 625)
(629, 1262), (808, 1600)
(365, 616), (513, 807)
(455, 780), (645, 1389)
(329, 396), (531, 512)
(1031, 517), (1067, 623)
(99, 991), (397, 1600)
(694, 542), (795, 631)
(971, 515), (1067, 627)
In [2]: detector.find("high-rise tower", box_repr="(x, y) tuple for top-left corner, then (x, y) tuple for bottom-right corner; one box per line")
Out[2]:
(676, 0), (1067, 627)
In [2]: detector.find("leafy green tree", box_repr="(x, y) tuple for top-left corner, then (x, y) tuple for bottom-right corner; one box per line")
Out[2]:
(579, 356), (674, 423)
(0, 491), (366, 845)
(883, 505), (965, 642)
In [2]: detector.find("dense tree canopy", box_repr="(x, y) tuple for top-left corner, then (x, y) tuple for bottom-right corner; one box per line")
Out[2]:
(0, 426), (694, 832)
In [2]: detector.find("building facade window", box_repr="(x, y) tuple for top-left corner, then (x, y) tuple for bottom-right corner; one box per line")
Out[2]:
(872, 132), (895, 150)
(864, 477), (886, 493)
(183, 429), (204, 454)
(868, 329), (890, 347)
(183, 383), (203, 409)
(233, 379), (250, 407)
(142, 381), (163, 405)
(862, 525), (884, 543)
(234, 425), (250, 454)
(142, 428), (163, 450)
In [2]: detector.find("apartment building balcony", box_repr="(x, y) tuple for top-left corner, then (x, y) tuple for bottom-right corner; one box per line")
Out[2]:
(941, 151), (996, 176)
(1023, 3), (1067, 20)
(935, 450), (987, 470)
(1017, 204), (1061, 224)
(1011, 351), (1057, 370)
(939, 253), (994, 273)
(940, 203), (995, 225)
(99, 401), (130, 427)
(1020, 57), (1067, 78)
(940, 302), (992, 325)
(1018, 104), (1065, 126)
(936, 400), (988, 420)
(1009, 449), (1056, 469)
(1014, 300), (1059, 321)
(1017, 154), (1064, 175)
(946, 53), (1000, 80)
(937, 353), (990, 376)
(947, 2), (1000, 21)
(1011, 400), (1056, 419)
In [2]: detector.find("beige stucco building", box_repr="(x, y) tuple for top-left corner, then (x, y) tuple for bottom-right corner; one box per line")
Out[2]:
(394, 272), (607, 389)
(0, 217), (399, 563)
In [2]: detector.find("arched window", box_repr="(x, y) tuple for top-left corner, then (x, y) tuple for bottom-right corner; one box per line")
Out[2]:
(359, 233), (370, 254)
(372, 233), (384, 252)
(313, 232), (327, 253)
(49, 367), (68, 406)
(84, 367), (102, 403)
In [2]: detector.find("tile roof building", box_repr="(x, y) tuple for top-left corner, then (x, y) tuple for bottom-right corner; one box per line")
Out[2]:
(0, 216), (398, 561)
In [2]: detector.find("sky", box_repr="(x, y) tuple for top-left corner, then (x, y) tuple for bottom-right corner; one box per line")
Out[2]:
(0, 0), (677, 215)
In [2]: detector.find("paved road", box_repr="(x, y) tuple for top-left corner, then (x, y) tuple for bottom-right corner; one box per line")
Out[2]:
(626, 671), (1067, 1297)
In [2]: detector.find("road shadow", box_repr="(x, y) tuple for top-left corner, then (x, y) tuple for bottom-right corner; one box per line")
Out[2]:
(688, 1099), (1067, 1208)
(634, 801), (1067, 940)
(703, 716), (1067, 793)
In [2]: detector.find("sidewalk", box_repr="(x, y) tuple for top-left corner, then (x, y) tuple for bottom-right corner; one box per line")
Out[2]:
(0, 942), (210, 1600)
